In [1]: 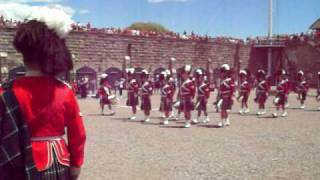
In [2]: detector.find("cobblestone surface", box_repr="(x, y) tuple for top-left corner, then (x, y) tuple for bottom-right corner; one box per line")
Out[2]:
(79, 90), (320, 180)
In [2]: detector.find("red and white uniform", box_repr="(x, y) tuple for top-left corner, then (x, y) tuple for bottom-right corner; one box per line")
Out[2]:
(12, 76), (86, 171)
(160, 83), (175, 111)
(126, 79), (139, 106)
(219, 78), (235, 99)
(218, 78), (235, 110)
(179, 79), (196, 111)
(98, 81), (111, 104)
(296, 80), (309, 94)
(238, 80), (251, 103)
(196, 82), (210, 111)
(141, 81), (153, 96)
(180, 79), (196, 98)
(197, 82), (210, 98)
(140, 80), (153, 111)
(275, 79), (290, 106)
(255, 80), (269, 104)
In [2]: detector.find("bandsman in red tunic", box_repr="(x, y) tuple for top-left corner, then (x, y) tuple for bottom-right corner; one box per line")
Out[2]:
(295, 70), (309, 109)
(316, 72), (320, 110)
(98, 73), (115, 116)
(159, 70), (169, 118)
(254, 69), (269, 116)
(140, 70), (153, 122)
(159, 70), (175, 125)
(193, 69), (210, 124)
(168, 77), (177, 120)
(2, 20), (86, 179)
(217, 64), (235, 127)
(272, 69), (290, 117)
(178, 65), (196, 128)
(126, 68), (139, 120)
(237, 70), (251, 115)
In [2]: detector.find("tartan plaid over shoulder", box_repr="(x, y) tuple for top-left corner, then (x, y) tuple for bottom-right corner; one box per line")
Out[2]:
(0, 83), (40, 180)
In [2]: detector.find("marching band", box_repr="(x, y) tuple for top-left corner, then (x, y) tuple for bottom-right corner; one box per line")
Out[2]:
(96, 63), (320, 128)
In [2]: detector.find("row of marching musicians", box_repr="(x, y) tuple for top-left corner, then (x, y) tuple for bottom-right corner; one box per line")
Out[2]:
(97, 64), (320, 128)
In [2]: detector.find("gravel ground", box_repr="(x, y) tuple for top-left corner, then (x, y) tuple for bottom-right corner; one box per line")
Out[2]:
(78, 90), (320, 180)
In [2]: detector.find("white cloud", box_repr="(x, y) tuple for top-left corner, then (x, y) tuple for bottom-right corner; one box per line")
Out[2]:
(78, 9), (89, 15)
(148, 0), (190, 3)
(0, 2), (75, 20)
(0, 2), (74, 37)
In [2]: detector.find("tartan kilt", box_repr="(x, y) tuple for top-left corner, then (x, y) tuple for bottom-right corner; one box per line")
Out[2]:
(255, 93), (267, 104)
(126, 93), (139, 106)
(100, 96), (110, 105)
(140, 95), (151, 111)
(159, 97), (172, 112)
(221, 98), (233, 110)
(195, 96), (207, 111)
(179, 97), (194, 111)
(39, 152), (70, 180)
(241, 92), (249, 103)
(299, 91), (307, 101)
(274, 93), (286, 106)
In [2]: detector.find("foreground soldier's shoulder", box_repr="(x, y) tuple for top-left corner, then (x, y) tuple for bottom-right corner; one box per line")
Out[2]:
(55, 77), (72, 89)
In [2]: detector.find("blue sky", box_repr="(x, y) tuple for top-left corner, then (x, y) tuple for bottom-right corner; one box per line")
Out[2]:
(1, 0), (320, 38)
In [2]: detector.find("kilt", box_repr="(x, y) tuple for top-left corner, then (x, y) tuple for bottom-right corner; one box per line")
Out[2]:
(179, 96), (194, 111)
(299, 91), (307, 101)
(274, 93), (286, 106)
(100, 96), (110, 105)
(195, 96), (207, 111)
(140, 95), (151, 111)
(220, 98), (233, 110)
(240, 93), (249, 103)
(126, 93), (139, 106)
(255, 93), (267, 104)
(39, 152), (70, 180)
(159, 97), (172, 112)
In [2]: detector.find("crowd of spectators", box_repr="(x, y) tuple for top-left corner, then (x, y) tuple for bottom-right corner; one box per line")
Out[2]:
(1, 15), (320, 45)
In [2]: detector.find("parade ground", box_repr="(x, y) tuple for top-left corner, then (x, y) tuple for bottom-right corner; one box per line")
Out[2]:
(79, 90), (320, 180)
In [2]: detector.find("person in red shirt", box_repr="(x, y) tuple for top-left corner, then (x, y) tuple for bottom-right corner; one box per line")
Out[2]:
(295, 70), (309, 109)
(193, 69), (210, 124)
(10, 20), (86, 179)
(98, 73), (115, 116)
(178, 65), (195, 128)
(273, 69), (290, 117)
(140, 70), (153, 122)
(237, 70), (251, 115)
(217, 64), (235, 127)
(126, 68), (139, 120)
(159, 70), (175, 125)
(254, 69), (270, 116)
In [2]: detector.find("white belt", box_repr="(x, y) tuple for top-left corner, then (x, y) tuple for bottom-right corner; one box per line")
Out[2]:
(31, 136), (64, 141)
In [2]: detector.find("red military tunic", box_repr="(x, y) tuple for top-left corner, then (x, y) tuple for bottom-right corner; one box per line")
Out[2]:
(160, 83), (175, 112)
(179, 79), (196, 111)
(296, 79), (309, 101)
(255, 80), (269, 104)
(140, 80), (153, 111)
(239, 80), (251, 102)
(275, 79), (290, 106)
(219, 78), (235, 110)
(196, 82), (210, 111)
(126, 79), (139, 106)
(12, 76), (86, 171)
(98, 81), (111, 104)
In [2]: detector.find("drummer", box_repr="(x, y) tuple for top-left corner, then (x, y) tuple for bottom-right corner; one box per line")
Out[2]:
(98, 73), (115, 116)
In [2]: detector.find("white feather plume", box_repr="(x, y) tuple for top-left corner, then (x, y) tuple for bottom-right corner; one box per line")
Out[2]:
(185, 64), (191, 72)
(0, 2), (73, 38)
(124, 56), (131, 61)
